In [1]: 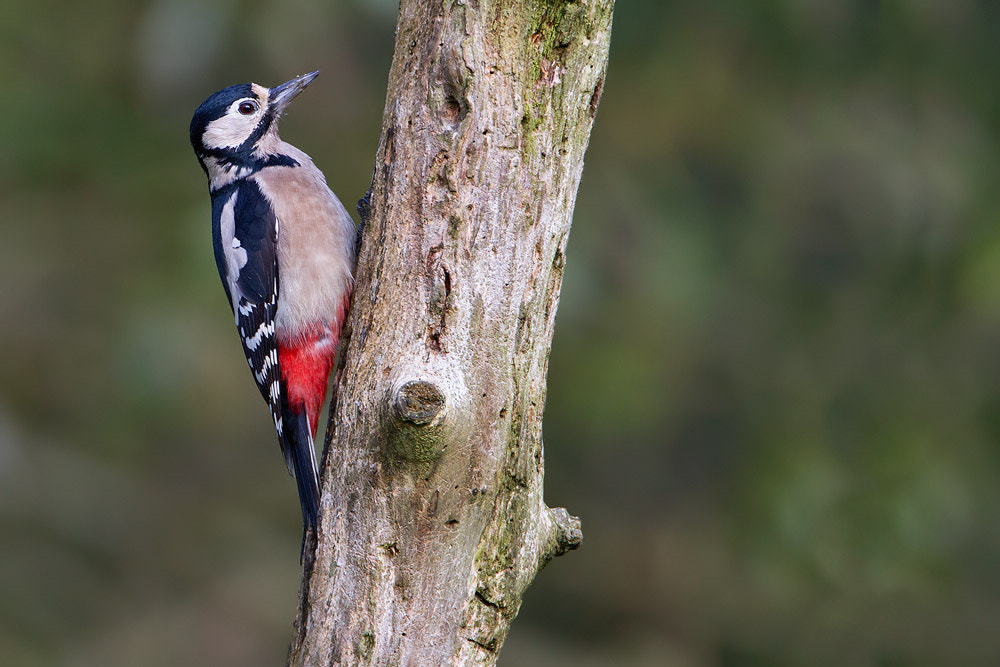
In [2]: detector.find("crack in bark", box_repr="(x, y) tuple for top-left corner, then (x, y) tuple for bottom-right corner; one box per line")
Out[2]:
(475, 589), (505, 612)
(465, 636), (499, 654)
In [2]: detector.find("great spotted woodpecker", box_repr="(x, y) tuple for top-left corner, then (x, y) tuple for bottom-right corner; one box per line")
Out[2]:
(189, 72), (356, 533)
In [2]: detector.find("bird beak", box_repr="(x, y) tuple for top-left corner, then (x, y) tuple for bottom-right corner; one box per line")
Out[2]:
(269, 71), (319, 114)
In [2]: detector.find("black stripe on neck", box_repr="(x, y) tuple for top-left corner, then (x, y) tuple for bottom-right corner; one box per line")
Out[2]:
(207, 153), (300, 195)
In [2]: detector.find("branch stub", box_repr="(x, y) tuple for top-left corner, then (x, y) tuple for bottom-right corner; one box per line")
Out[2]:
(394, 380), (447, 425)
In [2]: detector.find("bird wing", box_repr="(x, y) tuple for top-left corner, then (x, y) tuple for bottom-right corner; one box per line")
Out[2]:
(212, 180), (283, 439)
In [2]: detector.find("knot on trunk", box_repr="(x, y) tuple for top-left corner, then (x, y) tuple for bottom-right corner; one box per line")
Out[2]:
(394, 380), (446, 426)
(384, 371), (468, 469)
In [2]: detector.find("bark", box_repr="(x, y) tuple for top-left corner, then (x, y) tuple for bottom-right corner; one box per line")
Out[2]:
(288, 0), (614, 664)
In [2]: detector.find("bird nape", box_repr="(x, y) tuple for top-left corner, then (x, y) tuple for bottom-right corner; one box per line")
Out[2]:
(190, 72), (357, 550)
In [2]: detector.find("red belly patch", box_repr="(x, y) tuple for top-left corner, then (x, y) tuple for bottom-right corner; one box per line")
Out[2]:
(279, 334), (336, 437)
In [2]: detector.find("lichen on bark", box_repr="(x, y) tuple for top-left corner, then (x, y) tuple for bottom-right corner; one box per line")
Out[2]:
(288, 1), (614, 664)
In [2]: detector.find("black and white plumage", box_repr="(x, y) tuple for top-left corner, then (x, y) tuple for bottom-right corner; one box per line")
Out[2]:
(211, 179), (282, 435)
(190, 72), (356, 536)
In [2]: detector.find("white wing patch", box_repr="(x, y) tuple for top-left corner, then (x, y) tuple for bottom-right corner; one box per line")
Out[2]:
(219, 192), (251, 325)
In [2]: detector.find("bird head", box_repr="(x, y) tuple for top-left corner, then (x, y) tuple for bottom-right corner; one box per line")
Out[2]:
(190, 71), (319, 184)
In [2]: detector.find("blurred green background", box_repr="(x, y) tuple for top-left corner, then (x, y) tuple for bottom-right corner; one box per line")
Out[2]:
(2, 1), (999, 665)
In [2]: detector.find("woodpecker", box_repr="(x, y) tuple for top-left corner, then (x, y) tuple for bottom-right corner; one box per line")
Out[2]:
(189, 72), (355, 534)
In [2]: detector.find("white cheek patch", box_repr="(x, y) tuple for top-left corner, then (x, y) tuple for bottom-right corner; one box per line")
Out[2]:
(203, 113), (257, 150)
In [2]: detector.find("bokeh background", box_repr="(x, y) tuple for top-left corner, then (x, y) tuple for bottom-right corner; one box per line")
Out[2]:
(2, 1), (999, 665)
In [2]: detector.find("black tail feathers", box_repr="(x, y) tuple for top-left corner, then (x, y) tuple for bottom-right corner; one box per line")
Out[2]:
(281, 406), (321, 532)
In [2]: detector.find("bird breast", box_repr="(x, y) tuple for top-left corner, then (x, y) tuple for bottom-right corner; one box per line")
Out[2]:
(252, 145), (355, 342)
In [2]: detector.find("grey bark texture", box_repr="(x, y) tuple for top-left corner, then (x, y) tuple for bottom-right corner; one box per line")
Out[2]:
(288, 0), (614, 664)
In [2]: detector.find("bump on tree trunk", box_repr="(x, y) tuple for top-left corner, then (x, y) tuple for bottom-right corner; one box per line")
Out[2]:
(288, 0), (614, 664)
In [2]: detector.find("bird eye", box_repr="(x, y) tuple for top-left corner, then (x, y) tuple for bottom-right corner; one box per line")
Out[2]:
(238, 101), (257, 115)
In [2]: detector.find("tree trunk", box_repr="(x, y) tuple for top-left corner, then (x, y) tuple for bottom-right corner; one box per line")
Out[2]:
(288, 0), (614, 664)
